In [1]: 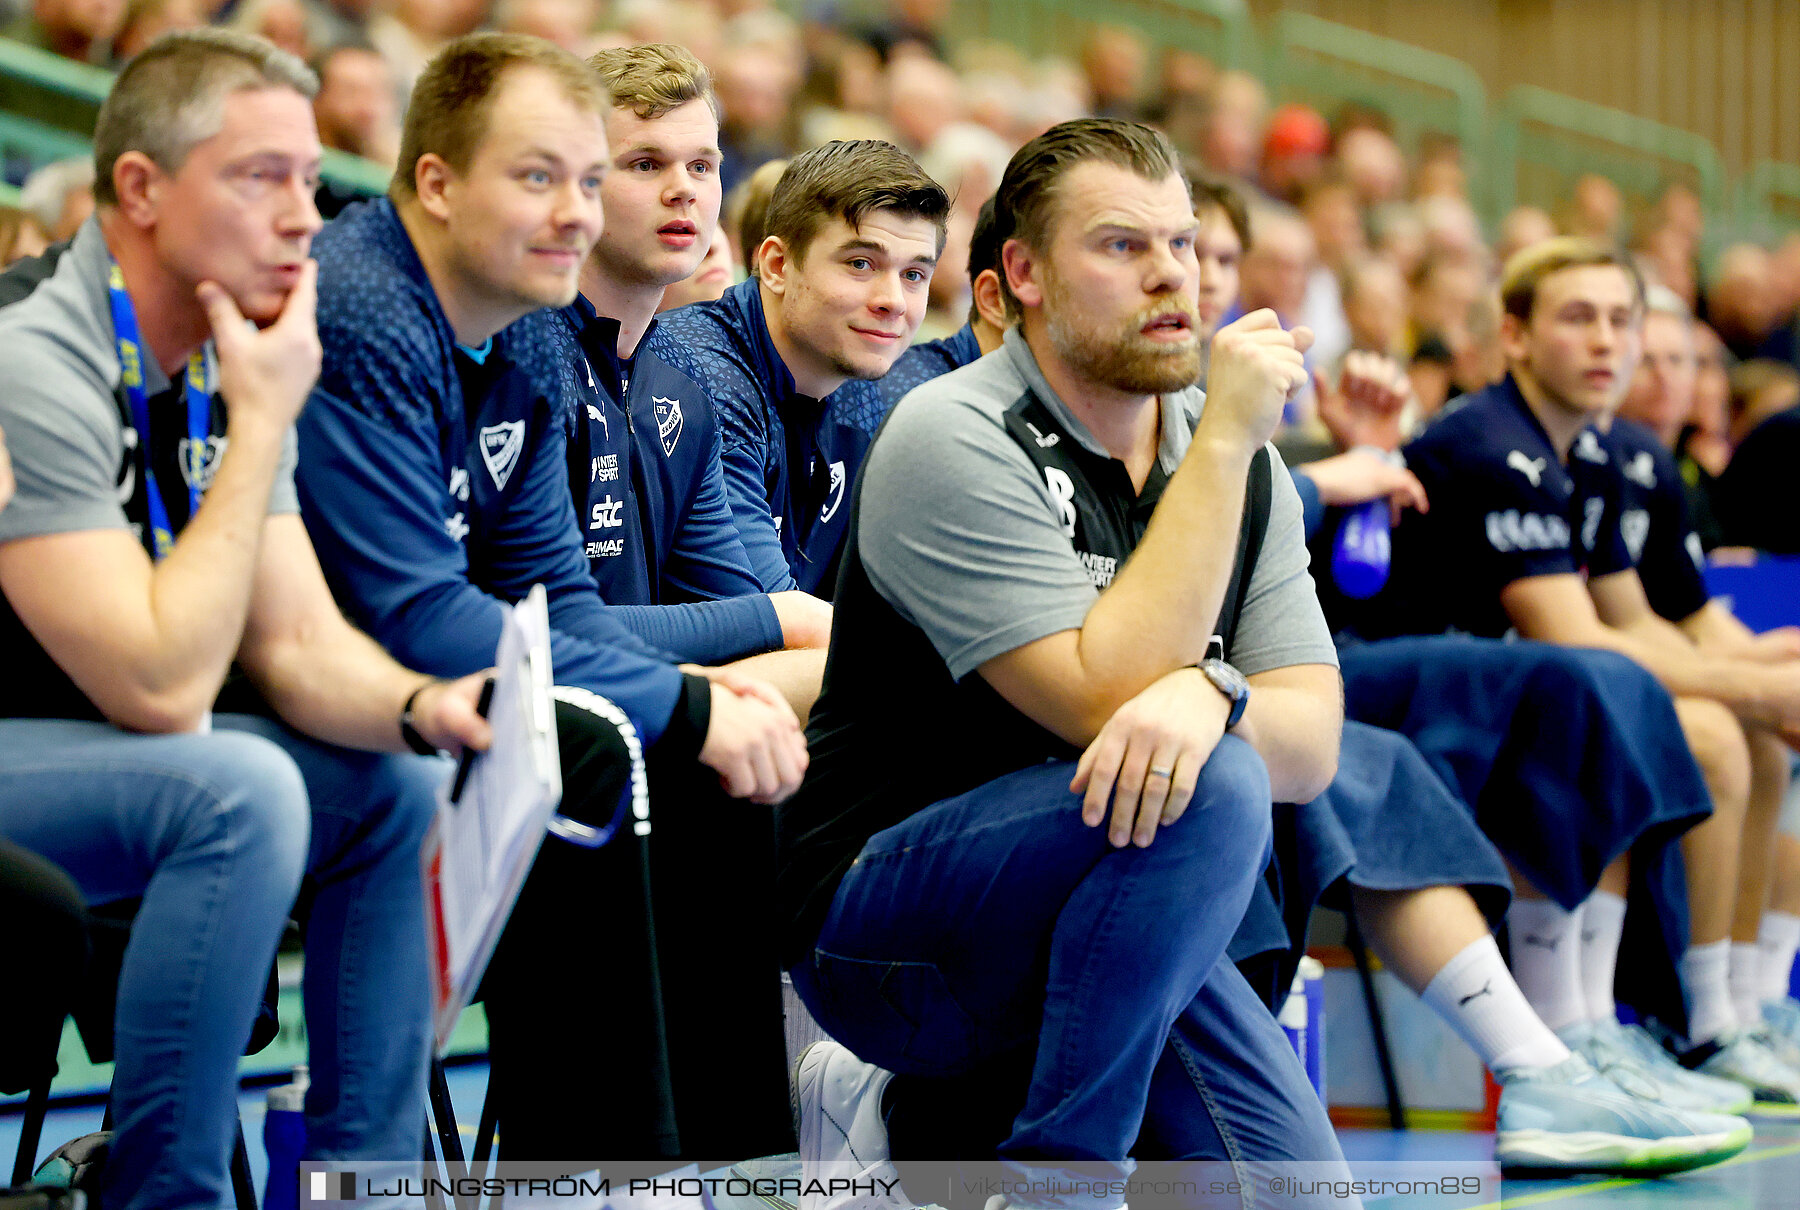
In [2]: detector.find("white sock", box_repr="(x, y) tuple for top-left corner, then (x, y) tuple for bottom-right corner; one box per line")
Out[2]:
(1421, 935), (1573, 1074)
(1508, 898), (1587, 1032)
(1579, 890), (1627, 1026)
(1760, 911), (1800, 1004)
(1729, 942), (1765, 1028)
(1681, 938), (1738, 1044)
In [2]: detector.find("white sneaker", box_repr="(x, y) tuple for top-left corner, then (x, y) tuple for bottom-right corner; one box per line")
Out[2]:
(792, 1040), (908, 1208)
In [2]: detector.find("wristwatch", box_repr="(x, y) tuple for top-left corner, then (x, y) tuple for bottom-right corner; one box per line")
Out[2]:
(399, 682), (440, 756)
(1199, 637), (1250, 731)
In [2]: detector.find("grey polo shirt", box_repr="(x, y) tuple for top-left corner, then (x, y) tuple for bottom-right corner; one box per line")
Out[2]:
(776, 328), (1337, 963)
(0, 220), (298, 720)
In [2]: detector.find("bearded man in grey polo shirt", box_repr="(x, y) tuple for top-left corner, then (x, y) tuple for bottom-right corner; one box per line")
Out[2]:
(778, 119), (1351, 1207)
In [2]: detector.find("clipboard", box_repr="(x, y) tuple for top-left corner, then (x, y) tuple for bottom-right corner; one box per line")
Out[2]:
(421, 584), (562, 1050)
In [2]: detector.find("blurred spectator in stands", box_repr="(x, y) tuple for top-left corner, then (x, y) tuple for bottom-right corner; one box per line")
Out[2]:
(311, 40), (399, 167)
(886, 54), (1009, 204)
(1622, 285), (1699, 449)
(1079, 24), (1146, 121)
(1716, 360), (1800, 553)
(4, 0), (124, 64)
(1259, 102), (1329, 206)
(1330, 99), (1392, 144)
(1689, 322), (1733, 469)
(1336, 124), (1406, 207)
(1342, 255), (1408, 359)
(0, 205), (47, 264)
(1370, 200), (1425, 280)
(18, 156), (93, 242)
(1418, 193), (1486, 266)
(659, 226), (738, 313)
(494, 0), (597, 53)
(1195, 69), (1265, 184)
(114, 0), (204, 60)
(1653, 180), (1707, 251)
(304, 0), (379, 52)
(1155, 45), (1214, 111)
(1240, 205), (1314, 330)
(1622, 287), (1725, 549)
(1497, 205), (1558, 265)
(1727, 360), (1800, 449)
(1454, 289), (1504, 395)
(1564, 172), (1623, 240)
(1409, 249), (1483, 357)
(1300, 175), (1365, 275)
(1758, 232), (1800, 368)
(1637, 221), (1699, 311)
(1707, 242), (1785, 362)
(1241, 205), (1323, 431)
(1412, 133), (1467, 200)
(796, 33), (889, 146)
(367, 0), (490, 101)
(1407, 332), (1455, 418)
(714, 41), (798, 194)
(1676, 320), (1735, 549)
(232, 0), (311, 58)
(857, 0), (948, 62)
(1012, 55), (1088, 141)
(723, 155), (784, 269)
(608, 0), (720, 69)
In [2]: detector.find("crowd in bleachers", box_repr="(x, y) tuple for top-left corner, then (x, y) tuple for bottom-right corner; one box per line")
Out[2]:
(6, 0), (1800, 521)
(5, 5), (1800, 1210)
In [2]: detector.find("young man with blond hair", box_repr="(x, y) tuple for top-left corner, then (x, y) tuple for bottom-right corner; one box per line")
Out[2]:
(1378, 237), (1800, 1109)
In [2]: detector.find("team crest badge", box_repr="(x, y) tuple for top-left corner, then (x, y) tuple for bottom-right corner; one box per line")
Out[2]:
(177, 435), (227, 492)
(654, 396), (683, 456)
(819, 460), (847, 523)
(479, 421), (525, 490)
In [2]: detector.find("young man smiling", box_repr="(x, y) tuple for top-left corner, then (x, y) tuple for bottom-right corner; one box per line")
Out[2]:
(295, 33), (807, 1160)
(652, 140), (949, 595)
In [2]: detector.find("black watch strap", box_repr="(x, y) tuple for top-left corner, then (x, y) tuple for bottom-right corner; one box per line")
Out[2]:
(399, 683), (440, 755)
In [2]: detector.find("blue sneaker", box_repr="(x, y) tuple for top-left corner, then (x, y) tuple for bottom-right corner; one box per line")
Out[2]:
(1570, 1020), (1755, 1114)
(1686, 1030), (1800, 1118)
(1495, 1054), (1752, 1174)
(1767, 997), (1800, 1054)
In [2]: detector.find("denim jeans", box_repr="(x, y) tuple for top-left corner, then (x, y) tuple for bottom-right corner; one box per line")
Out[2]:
(0, 714), (440, 1210)
(791, 741), (1348, 1210)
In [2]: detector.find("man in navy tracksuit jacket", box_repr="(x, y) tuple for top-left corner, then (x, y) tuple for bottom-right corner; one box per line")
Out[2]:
(652, 139), (950, 596)
(296, 39), (806, 1163)
(552, 294), (778, 636)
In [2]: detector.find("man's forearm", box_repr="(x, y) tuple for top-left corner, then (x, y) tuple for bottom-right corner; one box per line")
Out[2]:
(722, 647), (826, 723)
(250, 617), (424, 751)
(130, 419), (290, 726)
(1234, 666), (1342, 804)
(1073, 435), (1255, 698)
(1542, 617), (1783, 726)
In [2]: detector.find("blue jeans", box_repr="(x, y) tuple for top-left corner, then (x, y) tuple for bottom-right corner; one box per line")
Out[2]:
(0, 714), (439, 1210)
(791, 741), (1347, 1208)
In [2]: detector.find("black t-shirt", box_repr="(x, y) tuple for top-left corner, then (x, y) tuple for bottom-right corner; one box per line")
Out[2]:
(1715, 406), (1800, 554)
(1604, 417), (1711, 623)
(0, 244), (235, 722)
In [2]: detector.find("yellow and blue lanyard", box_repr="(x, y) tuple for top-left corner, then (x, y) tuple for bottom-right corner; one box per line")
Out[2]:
(108, 261), (209, 558)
